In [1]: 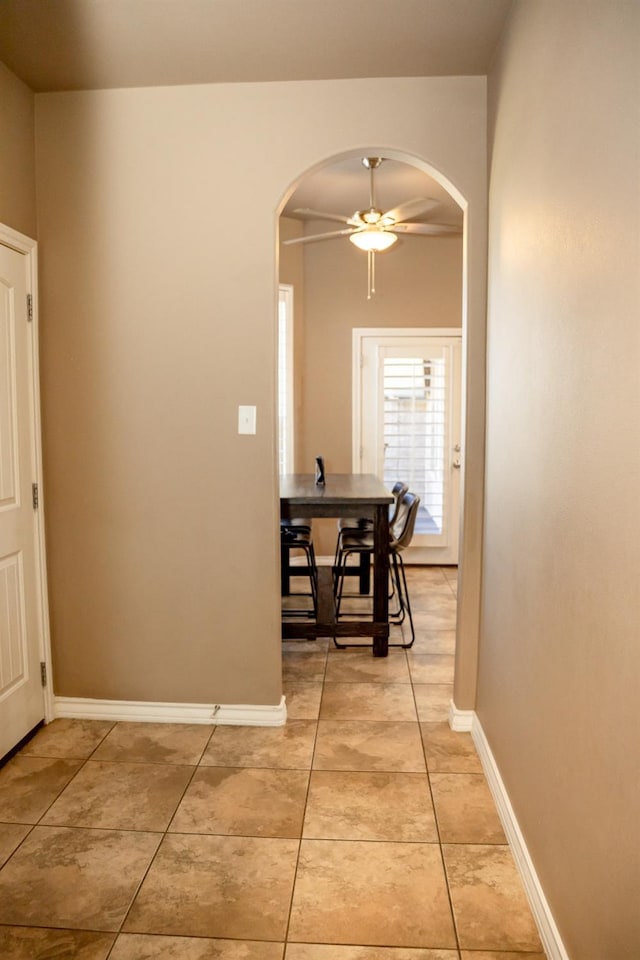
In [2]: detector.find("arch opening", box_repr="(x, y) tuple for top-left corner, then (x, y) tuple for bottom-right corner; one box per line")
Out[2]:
(275, 146), (475, 705)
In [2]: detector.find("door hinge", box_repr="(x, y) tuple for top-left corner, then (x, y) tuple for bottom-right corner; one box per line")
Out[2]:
(40, 661), (47, 687)
(27, 293), (33, 322)
(32, 482), (39, 510)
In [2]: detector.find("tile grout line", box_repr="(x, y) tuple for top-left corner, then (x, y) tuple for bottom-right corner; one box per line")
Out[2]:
(281, 638), (328, 952)
(1, 566), (473, 954)
(112, 720), (220, 944)
(409, 585), (463, 959)
(0, 720), (120, 872)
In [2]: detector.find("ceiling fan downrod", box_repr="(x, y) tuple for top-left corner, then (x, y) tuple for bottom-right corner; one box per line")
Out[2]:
(363, 159), (383, 299)
(360, 156), (384, 224)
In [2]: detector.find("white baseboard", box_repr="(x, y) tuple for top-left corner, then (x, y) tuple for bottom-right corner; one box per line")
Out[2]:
(448, 699), (474, 731)
(462, 710), (570, 960)
(54, 695), (287, 726)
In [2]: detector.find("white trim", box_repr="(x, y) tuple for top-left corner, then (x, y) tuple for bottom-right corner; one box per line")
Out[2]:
(0, 224), (53, 724)
(0, 223), (37, 254)
(352, 327), (463, 565)
(278, 283), (294, 474)
(448, 699), (474, 731)
(450, 705), (570, 960)
(54, 695), (288, 726)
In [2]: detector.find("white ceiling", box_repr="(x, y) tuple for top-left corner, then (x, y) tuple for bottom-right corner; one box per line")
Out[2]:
(0, 0), (512, 93)
(0, 0), (510, 230)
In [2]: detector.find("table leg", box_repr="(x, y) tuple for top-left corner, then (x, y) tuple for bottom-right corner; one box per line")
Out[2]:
(280, 543), (290, 596)
(372, 503), (390, 657)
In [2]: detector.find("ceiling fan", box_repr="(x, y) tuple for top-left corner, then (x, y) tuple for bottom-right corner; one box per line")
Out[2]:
(283, 157), (460, 298)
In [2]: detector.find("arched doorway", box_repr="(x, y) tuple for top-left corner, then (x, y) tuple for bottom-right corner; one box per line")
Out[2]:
(276, 149), (475, 713)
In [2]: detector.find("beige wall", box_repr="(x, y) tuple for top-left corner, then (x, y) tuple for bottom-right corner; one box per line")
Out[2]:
(484, 2), (640, 956)
(287, 219), (462, 554)
(299, 223), (462, 472)
(0, 61), (36, 238)
(34, 77), (487, 707)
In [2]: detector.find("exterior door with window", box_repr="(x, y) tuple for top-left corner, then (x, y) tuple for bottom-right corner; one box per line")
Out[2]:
(355, 330), (462, 564)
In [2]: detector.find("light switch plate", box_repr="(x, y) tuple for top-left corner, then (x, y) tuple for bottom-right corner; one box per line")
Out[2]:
(238, 405), (257, 435)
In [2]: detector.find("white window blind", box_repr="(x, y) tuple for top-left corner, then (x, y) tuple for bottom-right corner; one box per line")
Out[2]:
(382, 355), (447, 535)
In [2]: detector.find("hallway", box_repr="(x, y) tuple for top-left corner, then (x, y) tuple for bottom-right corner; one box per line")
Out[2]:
(0, 567), (544, 958)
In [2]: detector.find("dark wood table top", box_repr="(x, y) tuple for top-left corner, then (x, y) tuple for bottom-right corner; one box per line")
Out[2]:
(280, 473), (393, 506)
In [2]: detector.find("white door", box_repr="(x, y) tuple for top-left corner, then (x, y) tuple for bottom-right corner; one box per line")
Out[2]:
(356, 330), (462, 564)
(0, 236), (47, 758)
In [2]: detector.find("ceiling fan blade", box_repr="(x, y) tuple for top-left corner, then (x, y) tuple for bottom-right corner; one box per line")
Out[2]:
(380, 197), (439, 225)
(282, 228), (356, 245)
(390, 222), (461, 236)
(292, 207), (353, 225)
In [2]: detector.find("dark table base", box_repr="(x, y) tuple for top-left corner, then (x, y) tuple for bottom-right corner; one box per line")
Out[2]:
(281, 566), (389, 656)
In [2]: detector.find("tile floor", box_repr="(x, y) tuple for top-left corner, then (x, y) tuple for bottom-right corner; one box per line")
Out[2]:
(0, 566), (546, 959)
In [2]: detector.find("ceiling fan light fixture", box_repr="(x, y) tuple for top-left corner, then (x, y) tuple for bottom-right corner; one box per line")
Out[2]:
(349, 230), (397, 252)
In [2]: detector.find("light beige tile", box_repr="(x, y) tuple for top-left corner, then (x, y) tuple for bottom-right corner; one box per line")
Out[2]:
(42, 761), (194, 831)
(111, 934), (284, 960)
(413, 684), (454, 722)
(286, 947), (457, 960)
(320, 682), (417, 721)
(313, 721), (426, 772)
(334, 595), (372, 617)
(0, 756), (82, 823)
(0, 926), (115, 959)
(282, 638), (330, 652)
(460, 953), (546, 960)
(407, 581), (457, 602)
(443, 844), (543, 952)
(19, 719), (115, 759)
(282, 591), (315, 616)
(283, 681), (323, 719)
(388, 621), (418, 649)
(282, 645), (328, 681)
(91, 722), (213, 765)
(303, 770), (437, 841)
(325, 650), (411, 683)
(408, 654), (455, 685)
(409, 630), (456, 655)
(0, 822), (30, 866)
(421, 722), (482, 774)
(125, 834), (298, 940)
(0, 825), (161, 931)
(442, 567), (458, 583)
(411, 599), (457, 631)
(170, 767), (309, 838)
(430, 773), (505, 843)
(288, 839), (456, 947)
(200, 721), (316, 770)
(404, 567), (449, 586)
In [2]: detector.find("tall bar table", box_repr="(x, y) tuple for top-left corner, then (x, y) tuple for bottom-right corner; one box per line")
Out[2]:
(280, 473), (393, 657)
